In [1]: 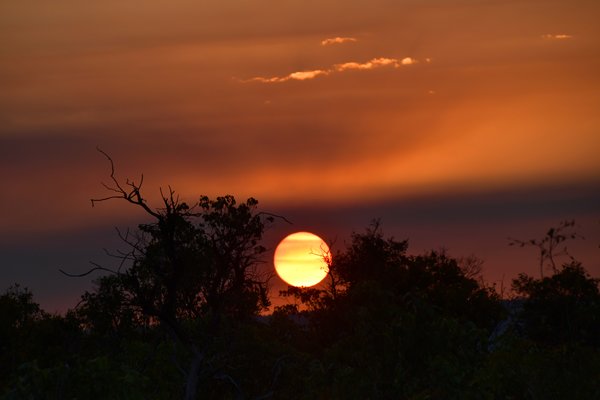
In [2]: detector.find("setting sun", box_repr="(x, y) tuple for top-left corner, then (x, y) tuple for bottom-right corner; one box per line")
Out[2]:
(273, 232), (330, 287)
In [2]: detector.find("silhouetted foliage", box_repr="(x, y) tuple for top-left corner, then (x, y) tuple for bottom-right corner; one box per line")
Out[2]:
(273, 222), (508, 398)
(512, 261), (600, 346)
(334, 219), (409, 286)
(89, 192), (273, 398)
(55, 151), (278, 399)
(283, 221), (504, 339)
(2, 180), (599, 400)
(1, 285), (45, 389)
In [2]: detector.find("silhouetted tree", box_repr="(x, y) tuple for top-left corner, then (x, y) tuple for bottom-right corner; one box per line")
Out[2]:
(0, 285), (45, 388)
(76, 149), (276, 399)
(509, 220), (581, 278)
(474, 260), (600, 400)
(334, 219), (409, 286)
(512, 261), (600, 346)
(275, 222), (505, 398)
(471, 222), (600, 399)
(287, 221), (503, 333)
(5, 175), (599, 399)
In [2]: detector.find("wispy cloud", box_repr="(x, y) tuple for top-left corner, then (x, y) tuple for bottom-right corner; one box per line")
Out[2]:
(541, 33), (573, 40)
(335, 57), (397, 71)
(244, 56), (418, 83)
(248, 69), (330, 83)
(335, 57), (417, 71)
(321, 37), (357, 46)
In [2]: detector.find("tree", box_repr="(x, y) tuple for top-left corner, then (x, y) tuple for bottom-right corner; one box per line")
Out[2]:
(333, 219), (408, 287)
(275, 222), (505, 398)
(471, 222), (600, 399)
(301, 221), (503, 332)
(512, 262), (600, 346)
(76, 149), (276, 399)
(0, 285), (46, 388)
(508, 220), (599, 346)
(509, 220), (581, 278)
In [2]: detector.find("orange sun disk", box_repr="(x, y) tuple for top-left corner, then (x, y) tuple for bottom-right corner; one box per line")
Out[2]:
(273, 232), (330, 287)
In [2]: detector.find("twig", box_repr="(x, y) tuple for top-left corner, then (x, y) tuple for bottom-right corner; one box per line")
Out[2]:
(257, 211), (293, 225)
(59, 261), (118, 277)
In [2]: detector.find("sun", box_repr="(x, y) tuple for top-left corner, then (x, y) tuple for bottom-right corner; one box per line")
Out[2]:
(274, 231), (330, 287)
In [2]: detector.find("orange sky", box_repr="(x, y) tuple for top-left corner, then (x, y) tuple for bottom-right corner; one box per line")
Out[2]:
(1, 0), (599, 311)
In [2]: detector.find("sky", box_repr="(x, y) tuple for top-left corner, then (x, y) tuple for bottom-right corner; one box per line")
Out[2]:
(1, 0), (599, 312)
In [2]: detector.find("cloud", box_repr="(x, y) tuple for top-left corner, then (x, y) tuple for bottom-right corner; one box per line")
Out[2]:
(335, 57), (418, 71)
(247, 69), (330, 83)
(245, 56), (418, 83)
(335, 57), (397, 71)
(541, 33), (573, 40)
(289, 70), (330, 80)
(321, 37), (357, 46)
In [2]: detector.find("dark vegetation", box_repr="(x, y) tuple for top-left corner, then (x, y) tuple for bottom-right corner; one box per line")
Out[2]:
(2, 158), (599, 399)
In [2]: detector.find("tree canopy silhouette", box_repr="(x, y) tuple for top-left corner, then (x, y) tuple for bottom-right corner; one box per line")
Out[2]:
(2, 157), (599, 400)
(78, 150), (277, 399)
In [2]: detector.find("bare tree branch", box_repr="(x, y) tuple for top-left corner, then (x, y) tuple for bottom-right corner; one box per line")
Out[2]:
(508, 220), (583, 278)
(257, 211), (293, 225)
(59, 261), (118, 277)
(91, 146), (160, 219)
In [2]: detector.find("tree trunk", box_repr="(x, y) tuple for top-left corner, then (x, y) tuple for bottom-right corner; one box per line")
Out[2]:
(184, 349), (203, 400)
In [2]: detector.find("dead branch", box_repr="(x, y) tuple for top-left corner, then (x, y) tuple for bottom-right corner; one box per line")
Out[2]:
(257, 211), (293, 225)
(59, 261), (118, 277)
(91, 147), (160, 219)
(508, 220), (582, 278)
